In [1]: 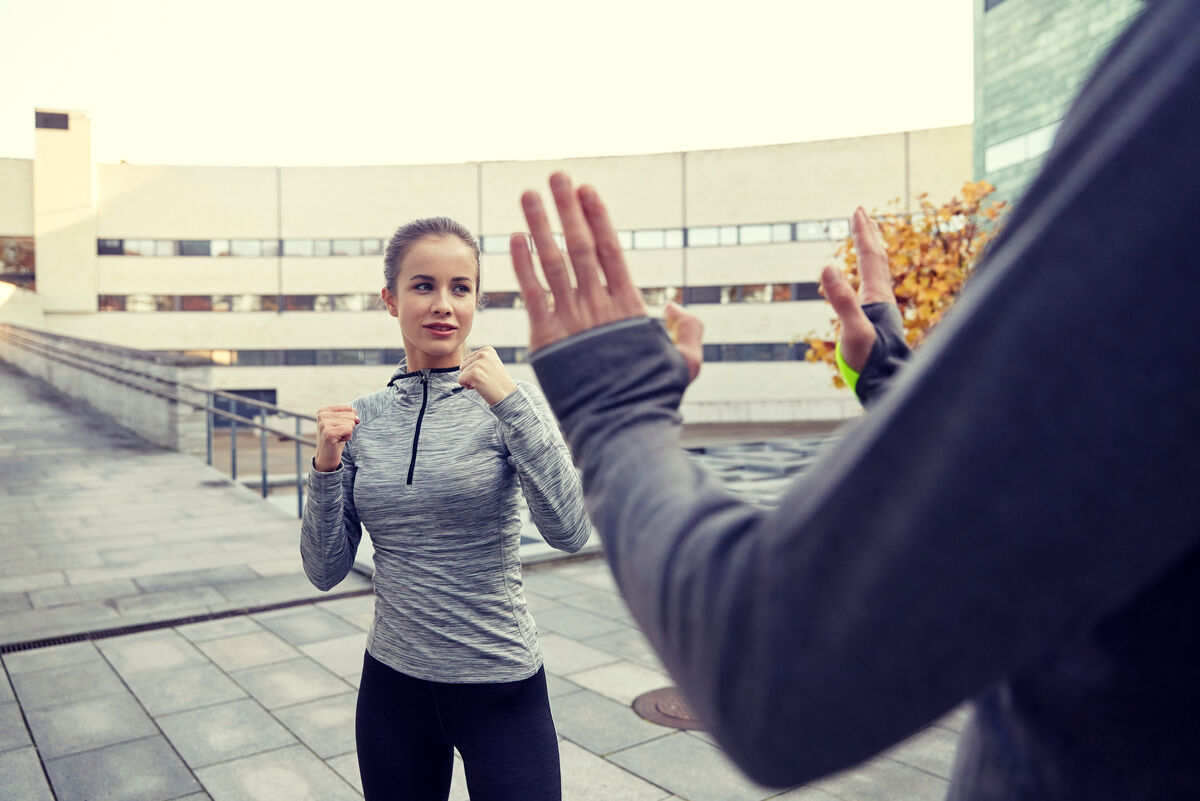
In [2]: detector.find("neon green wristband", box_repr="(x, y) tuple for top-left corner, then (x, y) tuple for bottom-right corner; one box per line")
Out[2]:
(835, 341), (861, 394)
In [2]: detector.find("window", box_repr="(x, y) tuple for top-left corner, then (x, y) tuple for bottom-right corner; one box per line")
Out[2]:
(230, 239), (262, 258)
(481, 235), (510, 255)
(261, 239), (279, 257)
(641, 287), (682, 306)
(35, 111), (69, 130)
(155, 240), (175, 257)
(681, 286), (722, 304)
(180, 295), (213, 311)
(664, 229), (685, 248)
(285, 295), (316, 311)
(616, 231), (633, 249)
(794, 221), (826, 241)
(261, 295), (281, 312)
(98, 239), (124, 255)
(314, 240), (332, 257)
(493, 347), (529, 364)
(771, 223), (793, 243)
(125, 294), (160, 311)
(231, 294), (263, 312)
(687, 227), (719, 247)
(726, 284), (769, 303)
(738, 224), (772, 245)
(332, 239), (362, 256)
(284, 350), (317, 365)
(213, 389), (277, 427)
(790, 282), (823, 301)
(178, 240), (211, 257)
(236, 350), (283, 366)
(484, 292), (523, 309)
(98, 295), (126, 311)
(362, 238), (384, 255)
(719, 226), (738, 246)
(827, 219), (850, 240)
(284, 239), (314, 257)
(123, 239), (154, 256)
(633, 230), (665, 249)
(211, 240), (231, 257)
(332, 294), (366, 311)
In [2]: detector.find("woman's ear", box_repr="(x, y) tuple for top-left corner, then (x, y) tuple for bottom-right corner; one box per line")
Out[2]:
(381, 287), (399, 318)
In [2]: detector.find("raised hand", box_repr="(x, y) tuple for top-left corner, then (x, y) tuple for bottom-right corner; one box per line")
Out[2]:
(818, 207), (897, 371)
(665, 301), (703, 383)
(459, 346), (517, 406)
(314, 404), (359, 472)
(510, 172), (649, 352)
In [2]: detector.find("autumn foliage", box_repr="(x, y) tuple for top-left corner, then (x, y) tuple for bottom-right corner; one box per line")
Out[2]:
(803, 181), (1006, 386)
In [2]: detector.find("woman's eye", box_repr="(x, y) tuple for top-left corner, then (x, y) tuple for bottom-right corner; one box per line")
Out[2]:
(413, 283), (432, 291)
(454, 285), (471, 294)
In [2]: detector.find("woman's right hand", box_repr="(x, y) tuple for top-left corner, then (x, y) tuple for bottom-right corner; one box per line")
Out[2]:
(314, 405), (359, 472)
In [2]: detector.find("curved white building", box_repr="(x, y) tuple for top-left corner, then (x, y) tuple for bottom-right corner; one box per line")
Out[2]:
(0, 110), (971, 422)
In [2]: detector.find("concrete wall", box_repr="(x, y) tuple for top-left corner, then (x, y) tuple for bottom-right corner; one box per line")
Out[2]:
(0, 321), (211, 456)
(18, 119), (974, 424)
(33, 110), (97, 313)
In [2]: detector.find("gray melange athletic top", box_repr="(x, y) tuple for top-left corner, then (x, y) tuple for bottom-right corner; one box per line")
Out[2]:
(300, 364), (591, 683)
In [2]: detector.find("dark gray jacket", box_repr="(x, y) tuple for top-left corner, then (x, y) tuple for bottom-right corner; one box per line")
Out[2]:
(531, 2), (1200, 796)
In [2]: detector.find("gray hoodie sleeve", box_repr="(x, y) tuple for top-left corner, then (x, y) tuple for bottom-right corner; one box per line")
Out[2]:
(491, 382), (591, 553)
(300, 444), (363, 592)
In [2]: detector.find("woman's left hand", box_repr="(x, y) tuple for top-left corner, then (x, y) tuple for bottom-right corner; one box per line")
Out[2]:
(459, 347), (518, 406)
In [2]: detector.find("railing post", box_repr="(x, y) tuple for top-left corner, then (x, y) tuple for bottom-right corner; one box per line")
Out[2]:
(260, 407), (269, 499)
(230, 400), (238, 481)
(295, 416), (304, 518)
(205, 391), (214, 466)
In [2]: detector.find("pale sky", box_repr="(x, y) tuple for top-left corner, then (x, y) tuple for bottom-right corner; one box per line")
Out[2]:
(0, 0), (974, 167)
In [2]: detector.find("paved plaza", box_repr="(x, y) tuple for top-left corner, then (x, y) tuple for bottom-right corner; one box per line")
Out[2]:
(0, 361), (964, 800)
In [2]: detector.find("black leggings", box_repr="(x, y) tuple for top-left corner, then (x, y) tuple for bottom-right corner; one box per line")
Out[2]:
(356, 651), (561, 801)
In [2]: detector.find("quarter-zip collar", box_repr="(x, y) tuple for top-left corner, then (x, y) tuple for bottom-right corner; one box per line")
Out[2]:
(386, 365), (464, 485)
(388, 365), (463, 399)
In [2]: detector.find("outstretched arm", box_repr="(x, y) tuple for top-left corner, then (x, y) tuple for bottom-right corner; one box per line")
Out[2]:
(513, 104), (1200, 787)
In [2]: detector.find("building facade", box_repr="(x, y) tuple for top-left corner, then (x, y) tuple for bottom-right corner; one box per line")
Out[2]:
(1, 111), (971, 423)
(974, 0), (1144, 205)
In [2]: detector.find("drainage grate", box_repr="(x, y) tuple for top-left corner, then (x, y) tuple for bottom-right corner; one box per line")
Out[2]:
(0, 588), (373, 654)
(632, 686), (705, 730)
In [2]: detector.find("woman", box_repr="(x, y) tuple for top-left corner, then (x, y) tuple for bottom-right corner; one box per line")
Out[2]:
(300, 216), (591, 801)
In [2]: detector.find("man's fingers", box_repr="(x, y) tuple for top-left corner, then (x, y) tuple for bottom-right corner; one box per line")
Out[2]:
(851, 207), (895, 306)
(821, 265), (876, 371)
(579, 184), (644, 314)
(549, 173), (605, 298)
(821, 265), (866, 323)
(521, 191), (578, 318)
(510, 232), (551, 325)
(665, 302), (703, 382)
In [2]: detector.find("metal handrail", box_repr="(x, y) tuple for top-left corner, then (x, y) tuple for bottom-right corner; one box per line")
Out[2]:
(0, 324), (316, 517)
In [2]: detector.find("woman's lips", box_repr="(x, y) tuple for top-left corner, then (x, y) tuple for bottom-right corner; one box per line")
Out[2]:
(424, 324), (457, 338)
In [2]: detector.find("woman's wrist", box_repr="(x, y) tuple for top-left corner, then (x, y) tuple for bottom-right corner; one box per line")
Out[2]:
(312, 454), (341, 473)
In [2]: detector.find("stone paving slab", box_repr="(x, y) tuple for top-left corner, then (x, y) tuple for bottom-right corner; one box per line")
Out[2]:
(0, 360), (964, 799)
(0, 361), (371, 647)
(0, 552), (965, 801)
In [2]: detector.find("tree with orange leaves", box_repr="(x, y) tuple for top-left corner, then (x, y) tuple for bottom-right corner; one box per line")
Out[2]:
(803, 181), (1006, 387)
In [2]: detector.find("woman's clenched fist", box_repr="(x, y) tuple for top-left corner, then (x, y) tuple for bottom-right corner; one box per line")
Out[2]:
(313, 405), (360, 472)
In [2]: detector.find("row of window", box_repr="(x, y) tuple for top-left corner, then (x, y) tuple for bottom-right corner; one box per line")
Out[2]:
(96, 218), (850, 258)
(98, 238), (387, 258)
(174, 342), (810, 368)
(96, 283), (823, 312)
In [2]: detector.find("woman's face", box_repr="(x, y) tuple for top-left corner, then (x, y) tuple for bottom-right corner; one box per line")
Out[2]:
(382, 235), (478, 369)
